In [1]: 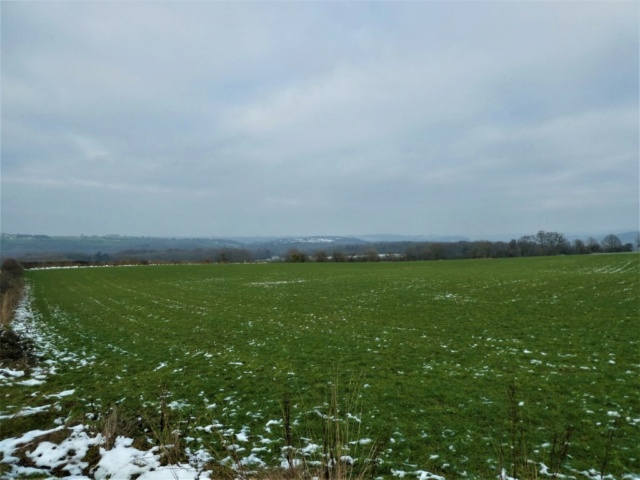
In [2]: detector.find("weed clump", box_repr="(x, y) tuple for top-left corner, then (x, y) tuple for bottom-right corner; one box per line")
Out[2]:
(498, 383), (575, 480)
(277, 378), (389, 480)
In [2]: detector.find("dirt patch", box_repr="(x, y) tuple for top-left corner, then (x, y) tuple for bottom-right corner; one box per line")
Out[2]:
(0, 325), (35, 368)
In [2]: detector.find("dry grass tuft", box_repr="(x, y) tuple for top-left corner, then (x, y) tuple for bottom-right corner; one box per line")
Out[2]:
(0, 260), (33, 369)
(0, 259), (24, 326)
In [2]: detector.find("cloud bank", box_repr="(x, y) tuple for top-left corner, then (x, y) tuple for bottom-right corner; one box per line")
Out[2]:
(2, 2), (638, 238)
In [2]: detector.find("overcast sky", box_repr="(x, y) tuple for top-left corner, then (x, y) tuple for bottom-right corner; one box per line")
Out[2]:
(1, 1), (638, 239)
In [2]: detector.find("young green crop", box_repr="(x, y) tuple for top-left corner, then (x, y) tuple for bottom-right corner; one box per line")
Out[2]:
(2, 254), (639, 478)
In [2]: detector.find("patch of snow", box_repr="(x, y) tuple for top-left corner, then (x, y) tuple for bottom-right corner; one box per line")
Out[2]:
(16, 378), (46, 386)
(240, 453), (266, 468)
(0, 404), (52, 419)
(346, 412), (361, 423)
(93, 436), (160, 479)
(415, 471), (446, 480)
(28, 425), (102, 476)
(0, 426), (62, 458)
(138, 464), (211, 479)
(265, 419), (281, 433)
(247, 280), (305, 287)
(0, 368), (25, 379)
(300, 442), (321, 454)
(279, 457), (303, 469)
(45, 389), (76, 398)
(167, 400), (191, 410)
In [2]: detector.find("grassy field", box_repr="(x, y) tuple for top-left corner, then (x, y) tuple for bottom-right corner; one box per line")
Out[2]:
(2, 254), (639, 478)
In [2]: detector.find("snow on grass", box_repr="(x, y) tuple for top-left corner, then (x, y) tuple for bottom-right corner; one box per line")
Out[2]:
(28, 425), (100, 476)
(0, 404), (53, 419)
(0, 424), (211, 479)
(0, 287), (175, 479)
(0, 426), (65, 465)
(0, 368), (25, 380)
(4, 256), (638, 479)
(92, 437), (159, 479)
(15, 378), (46, 386)
(246, 279), (306, 287)
(45, 388), (76, 399)
(167, 400), (191, 410)
(7, 284), (96, 386)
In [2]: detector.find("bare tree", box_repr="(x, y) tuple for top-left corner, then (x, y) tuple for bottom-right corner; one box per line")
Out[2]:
(517, 235), (538, 256)
(602, 234), (622, 252)
(587, 237), (601, 253)
(534, 231), (568, 255)
(365, 248), (380, 262)
(285, 249), (307, 262)
(573, 239), (588, 255)
(314, 250), (328, 262)
(536, 230), (549, 249)
(332, 250), (347, 262)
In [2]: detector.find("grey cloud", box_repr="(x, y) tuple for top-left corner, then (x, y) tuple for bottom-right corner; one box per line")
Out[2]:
(1, 1), (637, 237)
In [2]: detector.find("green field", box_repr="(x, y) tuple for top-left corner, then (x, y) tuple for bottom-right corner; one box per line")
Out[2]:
(3, 254), (639, 478)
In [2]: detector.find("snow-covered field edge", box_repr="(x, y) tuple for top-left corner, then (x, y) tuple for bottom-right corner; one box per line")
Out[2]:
(1, 284), (215, 479)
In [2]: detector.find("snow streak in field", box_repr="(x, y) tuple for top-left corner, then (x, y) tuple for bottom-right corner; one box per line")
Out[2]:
(0, 286), (210, 479)
(246, 279), (306, 287)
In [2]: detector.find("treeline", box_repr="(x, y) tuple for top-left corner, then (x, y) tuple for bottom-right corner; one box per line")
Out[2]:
(16, 247), (257, 268)
(404, 231), (634, 260)
(8, 231), (637, 268)
(284, 231), (636, 262)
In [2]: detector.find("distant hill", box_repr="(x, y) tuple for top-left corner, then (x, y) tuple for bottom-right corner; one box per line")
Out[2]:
(238, 236), (371, 257)
(2, 230), (637, 262)
(0, 233), (373, 261)
(0, 234), (241, 259)
(357, 234), (469, 243)
(225, 235), (367, 245)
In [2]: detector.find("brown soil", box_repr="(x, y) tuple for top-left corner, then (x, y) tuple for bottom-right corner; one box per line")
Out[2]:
(0, 325), (35, 367)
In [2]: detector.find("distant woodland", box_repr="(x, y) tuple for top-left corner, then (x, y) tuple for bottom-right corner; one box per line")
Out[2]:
(1, 231), (636, 267)
(283, 231), (636, 263)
